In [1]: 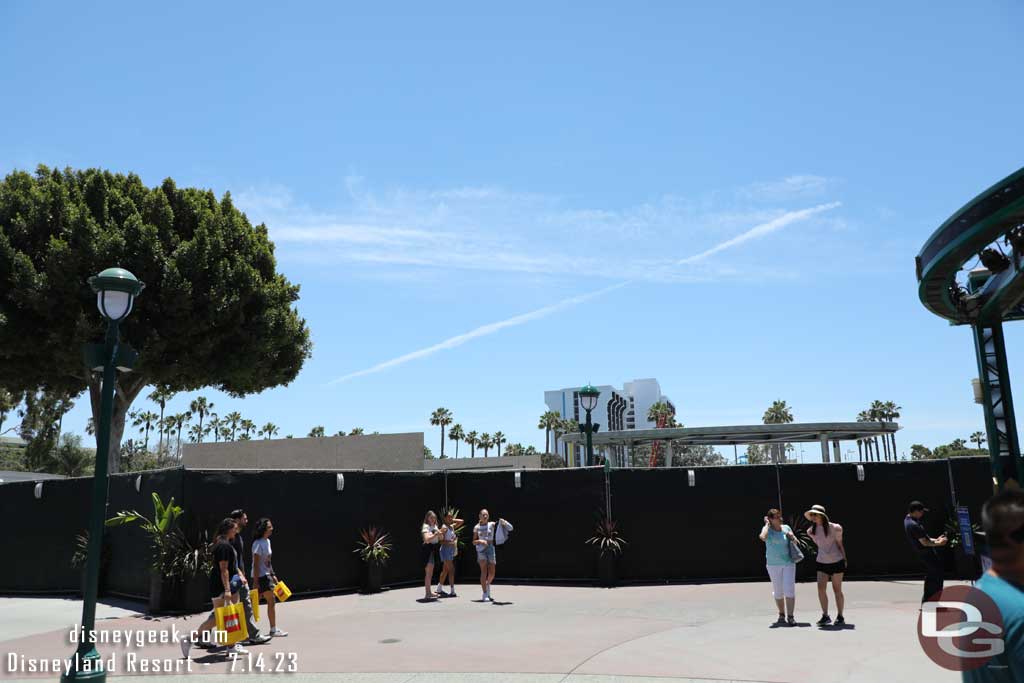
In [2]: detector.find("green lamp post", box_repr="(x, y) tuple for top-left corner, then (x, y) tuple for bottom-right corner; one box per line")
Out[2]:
(63, 268), (144, 683)
(579, 384), (601, 468)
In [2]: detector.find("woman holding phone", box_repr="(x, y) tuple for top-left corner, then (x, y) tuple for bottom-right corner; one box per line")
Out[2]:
(421, 510), (443, 599)
(437, 510), (463, 597)
(759, 508), (798, 626)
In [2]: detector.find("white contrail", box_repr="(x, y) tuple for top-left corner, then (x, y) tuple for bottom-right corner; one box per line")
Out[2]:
(329, 203), (839, 384)
(328, 282), (630, 384)
(676, 202), (841, 265)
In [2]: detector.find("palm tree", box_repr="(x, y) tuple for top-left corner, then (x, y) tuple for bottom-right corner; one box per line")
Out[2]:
(309, 425), (326, 438)
(336, 430), (347, 436)
(868, 401), (888, 461)
(225, 411), (242, 441)
(349, 427), (365, 435)
(970, 431), (986, 451)
(856, 410), (872, 461)
(538, 411), (560, 454)
(160, 416), (176, 451)
(505, 443), (525, 457)
(132, 410), (159, 451)
(762, 400), (794, 463)
(430, 408), (454, 459)
(260, 423), (279, 439)
(493, 431), (507, 458)
(147, 386), (176, 454)
(558, 418), (579, 464)
(449, 424), (465, 458)
(240, 419), (256, 440)
(218, 425), (232, 442)
(207, 414), (221, 442)
(480, 433), (492, 457)
(883, 400), (902, 460)
(189, 397), (213, 442)
(172, 412), (189, 460)
(466, 430), (479, 458)
(187, 424), (203, 443)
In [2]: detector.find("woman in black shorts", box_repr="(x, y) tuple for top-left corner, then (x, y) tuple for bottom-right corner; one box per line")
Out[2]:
(805, 504), (847, 626)
(180, 518), (247, 658)
(251, 518), (287, 637)
(420, 510), (443, 600)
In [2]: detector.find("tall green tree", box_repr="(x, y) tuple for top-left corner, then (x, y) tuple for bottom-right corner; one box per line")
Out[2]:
(18, 388), (75, 471)
(147, 386), (175, 455)
(349, 427), (364, 435)
(308, 425), (325, 438)
(225, 411), (242, 440)
(970, 431), (986, 450)
(259, 422), (279, 439)
(430, 407), (453, 458)
(0, 388), (17, 436)
(239, 419), (255, 440)
(538, 410), (560, 455)
(448, 423), (464, 458)
(883, 400), (902, 459)
(0, 167), (312, 472)
(762, 400), (794, 464)
(479, 432), (492, 458)
(493, 431), (506, 458)
(189, 397), (213, 443)
(132, 409), (159, 451)
(171, 412), (188, 459)
(465, 430), (479, 458)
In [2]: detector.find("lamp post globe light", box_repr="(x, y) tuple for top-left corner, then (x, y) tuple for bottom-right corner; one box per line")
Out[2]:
(63, 268), (144, 683)
(579, 384), (600, 467)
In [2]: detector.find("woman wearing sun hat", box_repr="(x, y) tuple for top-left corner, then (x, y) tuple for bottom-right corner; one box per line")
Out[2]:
(805, 504), (846, 626)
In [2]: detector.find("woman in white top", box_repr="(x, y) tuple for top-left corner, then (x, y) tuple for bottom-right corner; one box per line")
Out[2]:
(805, 504), (847, 626)
(420, 510), (443, 600)
(251, 518), (287, 637)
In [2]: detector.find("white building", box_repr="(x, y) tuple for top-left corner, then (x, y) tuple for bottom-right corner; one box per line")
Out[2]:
(544, 378), (674, 466)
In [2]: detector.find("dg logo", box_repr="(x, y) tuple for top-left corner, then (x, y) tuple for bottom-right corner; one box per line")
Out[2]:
(918, 585), (1006, 671)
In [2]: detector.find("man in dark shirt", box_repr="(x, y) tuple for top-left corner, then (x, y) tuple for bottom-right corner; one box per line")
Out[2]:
(904, 500), (948, 603)
(229, 509), (270, 645)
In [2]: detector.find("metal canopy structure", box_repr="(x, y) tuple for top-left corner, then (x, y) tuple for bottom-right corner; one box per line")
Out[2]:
(915, 165), (1024, 488)
(560, 421), (898, 464)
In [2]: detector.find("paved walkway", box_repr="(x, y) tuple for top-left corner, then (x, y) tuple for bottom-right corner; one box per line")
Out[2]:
(0, 580), (958, 682)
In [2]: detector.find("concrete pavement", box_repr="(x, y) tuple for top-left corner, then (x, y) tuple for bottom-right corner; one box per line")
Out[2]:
(0, 580), (959, 683)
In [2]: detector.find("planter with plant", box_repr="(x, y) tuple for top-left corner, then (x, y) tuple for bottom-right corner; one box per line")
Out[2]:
(105, 492), (208, 612)
(587, 517), (627, 587)
(944, 516), (982, 580)
(70, 530), (112, 598)
(354, 526), (392, 594)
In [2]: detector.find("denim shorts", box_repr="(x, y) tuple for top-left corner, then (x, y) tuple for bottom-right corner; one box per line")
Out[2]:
(477, 545), (496, 564)
(439, 544), (456, 562)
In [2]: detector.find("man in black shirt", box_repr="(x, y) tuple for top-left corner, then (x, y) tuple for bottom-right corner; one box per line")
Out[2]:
(230, 509), (270, 645)
(903, 500), (948, 603)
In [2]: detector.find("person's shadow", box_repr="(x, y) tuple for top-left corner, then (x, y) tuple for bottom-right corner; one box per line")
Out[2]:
(415, 597), (440, 604)
(819, 622), (856, 631)
(769, 621), (813, 628)
(490, 600), (514, 606)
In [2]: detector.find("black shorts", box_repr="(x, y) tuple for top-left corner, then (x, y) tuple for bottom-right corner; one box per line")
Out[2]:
(421, 543), (439, 566)
(257, 576), (274, 594)
(816, 560), (847, 576)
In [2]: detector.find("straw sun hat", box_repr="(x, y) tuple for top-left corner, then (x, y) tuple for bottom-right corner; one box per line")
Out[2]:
(804, 504), (831, 524)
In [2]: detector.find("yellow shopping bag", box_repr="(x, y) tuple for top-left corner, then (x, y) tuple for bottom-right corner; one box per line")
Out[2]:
(250, 589), (260, 622)
(272, 580), (292, 602)
(214, 601), (249, 646)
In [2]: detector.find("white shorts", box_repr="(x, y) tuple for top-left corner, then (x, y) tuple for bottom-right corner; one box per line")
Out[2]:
(766, 564), (796, 599)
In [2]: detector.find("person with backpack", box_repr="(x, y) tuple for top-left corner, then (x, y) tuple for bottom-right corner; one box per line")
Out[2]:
(436, 510), (464, 597)
(472, 509), (513, 602)
(759, 508), (798, 626)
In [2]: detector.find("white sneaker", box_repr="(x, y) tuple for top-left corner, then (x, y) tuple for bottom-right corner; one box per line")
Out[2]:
(180, 637), (192, 659)
(269, 628), (289, 637)
(232, 643), (249, 655)
(482, 593), (490, 602)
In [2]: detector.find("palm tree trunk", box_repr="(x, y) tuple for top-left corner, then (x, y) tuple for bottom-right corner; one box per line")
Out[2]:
(454, 439), (459, 459)
(856, 440), (862, 460)
(440, 426), (445, 459)
(545, 428), (550, 454)
(891, 432), (898, 460)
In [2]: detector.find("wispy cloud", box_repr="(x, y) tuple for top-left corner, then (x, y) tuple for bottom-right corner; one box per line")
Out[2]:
(328, 202), (839, 384)
(328, 282), (630, 384)
(741, 175), (836, 201)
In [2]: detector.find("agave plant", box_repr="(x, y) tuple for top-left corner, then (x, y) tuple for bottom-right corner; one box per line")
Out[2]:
(785, 513), (818, 558)
(586, 517), (628, 557)
(354, 526), (393, 565)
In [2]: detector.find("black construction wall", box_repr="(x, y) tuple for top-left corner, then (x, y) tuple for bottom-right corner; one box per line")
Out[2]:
(0, 458), (997, 597)
(183, 469), (444, 594)
(445, 468), (606, 581)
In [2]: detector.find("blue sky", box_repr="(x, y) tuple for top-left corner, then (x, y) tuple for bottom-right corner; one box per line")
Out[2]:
(2, 2), (1023, 459)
